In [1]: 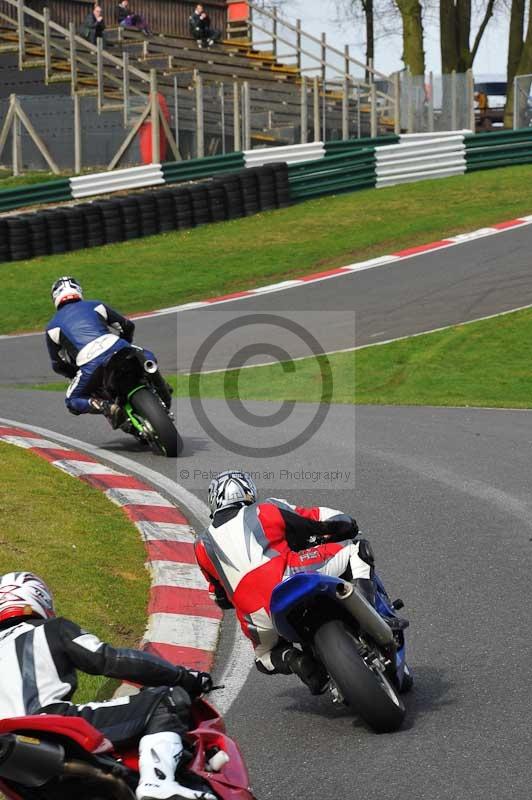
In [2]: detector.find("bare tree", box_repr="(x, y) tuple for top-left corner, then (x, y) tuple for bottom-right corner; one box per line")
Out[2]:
(440, 0), (497, 73)
(396, 0), (425, 74)
(504, 0), (532, 126)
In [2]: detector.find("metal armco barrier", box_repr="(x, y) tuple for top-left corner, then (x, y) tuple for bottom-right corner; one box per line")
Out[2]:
(244, 142), (325, 168)
(70, 165), (165, 199)
(376, 135), (466, 188)
(465, 128), (532, 172)
(162, 152), (246, 184)
(288, 148), (376, 201)
(324, 135), (398, 154)
(0, 178), (71, 213)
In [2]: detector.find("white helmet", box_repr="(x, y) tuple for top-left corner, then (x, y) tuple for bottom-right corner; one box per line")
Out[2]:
(51, 276), (83, 309)
(0, 572), (56, 624)
(208, 470), (257, 517)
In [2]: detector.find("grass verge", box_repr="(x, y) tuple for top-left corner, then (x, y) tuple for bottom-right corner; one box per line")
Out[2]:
(24, 307), (532, 408)
(1, 165), (532, 335)
(0, 441), (150, 702)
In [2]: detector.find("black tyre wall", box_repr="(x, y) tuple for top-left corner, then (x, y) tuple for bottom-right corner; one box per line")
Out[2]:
(27, 213), (49, 257)
(0, 162), (290, 263)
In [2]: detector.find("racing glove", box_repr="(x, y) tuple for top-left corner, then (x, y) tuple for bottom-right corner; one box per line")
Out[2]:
(178, 669), (213, 697)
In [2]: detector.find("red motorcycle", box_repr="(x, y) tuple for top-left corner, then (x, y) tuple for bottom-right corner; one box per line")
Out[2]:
(0, 697), (255, 800)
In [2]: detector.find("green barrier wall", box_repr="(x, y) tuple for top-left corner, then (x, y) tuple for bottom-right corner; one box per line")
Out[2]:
(465, 128), (532, 172)
(0, 179), (72, 212)
(162, 152), (245, 184)
(288, 147), (376, 201)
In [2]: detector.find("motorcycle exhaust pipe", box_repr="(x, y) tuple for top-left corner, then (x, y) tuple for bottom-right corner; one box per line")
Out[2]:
(144, 359), (158, 374)
(63, 761), (136, 799)
(0, 734), (65, 788)
(335, 581), (395, 649)
(0, 735), (135, 798)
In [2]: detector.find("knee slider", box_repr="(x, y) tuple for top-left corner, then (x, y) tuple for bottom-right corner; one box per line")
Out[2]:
(357, 538), (375, 566)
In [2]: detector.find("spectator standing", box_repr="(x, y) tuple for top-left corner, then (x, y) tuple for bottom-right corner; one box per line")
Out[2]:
(81, 4), (105, 45)
(117, 0), (151, 37)
(189, 3), (220, 48)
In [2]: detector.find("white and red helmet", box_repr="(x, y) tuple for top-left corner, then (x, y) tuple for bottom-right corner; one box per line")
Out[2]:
(0, 572), (56, 624)
(51, 276), (83, 309)
(208, 470), (257, 517)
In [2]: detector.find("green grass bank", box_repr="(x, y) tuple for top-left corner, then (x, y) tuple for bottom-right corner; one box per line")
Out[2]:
(0, 441), (150, 702)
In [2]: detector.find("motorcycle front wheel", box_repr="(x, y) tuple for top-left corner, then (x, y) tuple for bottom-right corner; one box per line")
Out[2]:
(130, 387), (183, 457)
(314, 619), (405, 733)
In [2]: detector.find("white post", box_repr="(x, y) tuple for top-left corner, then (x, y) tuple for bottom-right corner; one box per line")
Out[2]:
(74, 92), (81, 173)
(233, 81), (241, 151)
(342, 76), (349, 140)
(69, 22), (77, 95)
(242, 80), (251, 150)
(370, 81), (377, 138)
(173, 75), (179, 152)
(195, 71), (204, 158)
(295, 19), (301, 70)
(17, 0), (25, 70)
(43, 7), (51, 83)
(428, 71), (434, 132)
(394, 71), (401, 135)
(300, 75), (307, 144)
(96, 37), (104, 113)
(150, 69), (160, 163)
(451, 69), (457, 130)
(513, 76), (518, 129)
(12, 104), (22, 176)
(313, 76), (319, 142)
(123, 52), (130, 127)
(220, 82), (226, 154)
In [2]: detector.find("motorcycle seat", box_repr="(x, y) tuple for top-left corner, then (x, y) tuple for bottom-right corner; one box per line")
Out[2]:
(0, 715), (113, 754)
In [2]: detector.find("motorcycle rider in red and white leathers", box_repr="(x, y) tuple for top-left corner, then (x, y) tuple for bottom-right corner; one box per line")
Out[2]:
(194, 470), (379, 695)
(0, 572), (215, 800)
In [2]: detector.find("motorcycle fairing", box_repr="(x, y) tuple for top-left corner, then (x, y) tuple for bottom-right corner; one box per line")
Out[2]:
(271, 572), (342, 644)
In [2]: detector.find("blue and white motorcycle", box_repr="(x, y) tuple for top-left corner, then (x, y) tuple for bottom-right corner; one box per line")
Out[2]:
(271, 569), (412, 733)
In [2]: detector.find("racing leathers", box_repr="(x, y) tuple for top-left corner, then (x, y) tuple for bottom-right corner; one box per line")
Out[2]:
(45, 299), (155, 415)
(194, 498), (372, 672)
(0, 614), (210, 744)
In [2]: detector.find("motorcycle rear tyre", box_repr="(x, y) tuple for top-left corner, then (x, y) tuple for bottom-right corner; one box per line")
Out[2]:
(130, 387), (183, 457)
(314, 619), (405, 733)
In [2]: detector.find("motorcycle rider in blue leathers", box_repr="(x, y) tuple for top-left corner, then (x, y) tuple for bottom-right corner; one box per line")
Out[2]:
(46, 276), (164, 428)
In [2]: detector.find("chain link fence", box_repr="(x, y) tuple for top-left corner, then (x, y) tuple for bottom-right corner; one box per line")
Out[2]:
(513, 74), (532, 129)
(399, 71), (475, 133)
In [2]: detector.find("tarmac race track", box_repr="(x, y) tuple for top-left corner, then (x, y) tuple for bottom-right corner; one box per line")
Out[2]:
(1, 223), (532, 800)
(3, 221), (532, 383)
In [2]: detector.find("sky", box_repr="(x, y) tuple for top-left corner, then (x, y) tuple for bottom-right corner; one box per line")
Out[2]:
(281, 1), (510, 80)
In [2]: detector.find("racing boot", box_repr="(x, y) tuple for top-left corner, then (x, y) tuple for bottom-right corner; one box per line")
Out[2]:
(136, 732), (215, 800)
(354, 578), (409, 631)
(283, 648), (329, 696)
(89, 398), (127, 430)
